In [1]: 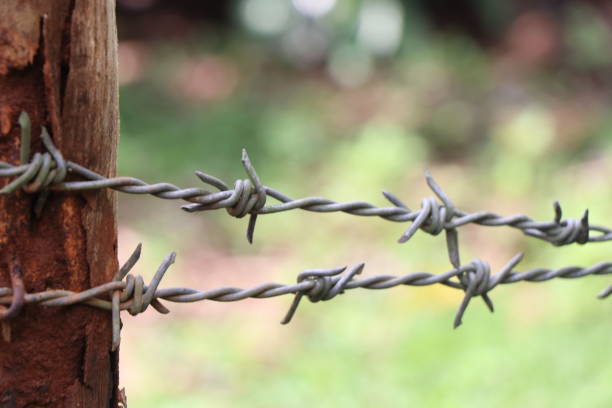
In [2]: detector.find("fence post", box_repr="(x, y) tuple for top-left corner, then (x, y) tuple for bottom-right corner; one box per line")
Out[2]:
(0, 1), (120, 406)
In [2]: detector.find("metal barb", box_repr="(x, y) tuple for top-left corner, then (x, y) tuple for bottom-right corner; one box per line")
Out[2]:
(0, 261), (25, 321)
(111, 243), (142, 351)
(453, 260), (493, 329)
(597, 284), (612, 299)
(281, 264), (365, 324)
(18, 111), (31, 165)
(187, 149), (266, 243)
(110, 245), (174, 351)
(546, 202), (590, 246)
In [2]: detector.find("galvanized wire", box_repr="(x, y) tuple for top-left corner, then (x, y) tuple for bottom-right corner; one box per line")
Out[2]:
(0, 112), (611, 350)
(0, 244), (611, 350)
(1, 113), (611, 244)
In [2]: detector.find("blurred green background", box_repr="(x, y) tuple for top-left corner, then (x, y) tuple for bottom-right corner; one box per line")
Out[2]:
(115, 0), (612, 406)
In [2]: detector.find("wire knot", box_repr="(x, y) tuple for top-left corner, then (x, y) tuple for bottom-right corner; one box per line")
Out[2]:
(119, 274), (152, 316)
(546, 202), (589, 246)
(398, 170), (456, 243)
(225, 178), (267, 218)
(420, 197), (453, 236)
(450, 253), (524, 329)
(184, 149), (266, 243)
(281, 263), (365, 324)
(110, 245), (175, 350)
(453, 259), (493, 329)
(301, 271), (344, 303)
(463, 259), (492, 296)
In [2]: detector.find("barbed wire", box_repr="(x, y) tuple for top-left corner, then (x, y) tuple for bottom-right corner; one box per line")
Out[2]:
(0, 112), (611, 350)
(1, 243), (611, 350)
(2, 115), (612, 245)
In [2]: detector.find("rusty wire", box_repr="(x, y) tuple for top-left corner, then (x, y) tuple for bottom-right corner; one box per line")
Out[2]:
(0, 112), (611, 350)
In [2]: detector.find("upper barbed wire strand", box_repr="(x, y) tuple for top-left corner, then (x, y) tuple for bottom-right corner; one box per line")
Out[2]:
(0, 113), (610, 245)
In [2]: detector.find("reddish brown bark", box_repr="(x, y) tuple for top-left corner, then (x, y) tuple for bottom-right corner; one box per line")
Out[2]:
(0, 1), (119, 407)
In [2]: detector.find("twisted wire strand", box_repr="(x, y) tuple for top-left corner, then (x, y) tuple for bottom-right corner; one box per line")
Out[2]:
(1, 245), (611, 349)
(1, 112), (611, 245)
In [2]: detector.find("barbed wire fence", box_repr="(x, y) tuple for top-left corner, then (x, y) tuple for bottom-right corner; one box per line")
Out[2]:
(1, 112), (611, 351)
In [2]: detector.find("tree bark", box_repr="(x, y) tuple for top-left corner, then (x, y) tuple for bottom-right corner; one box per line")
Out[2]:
(0, 1), (119, 407)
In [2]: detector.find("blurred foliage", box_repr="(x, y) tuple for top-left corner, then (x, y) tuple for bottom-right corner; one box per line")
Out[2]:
(117, 1), (612, 406)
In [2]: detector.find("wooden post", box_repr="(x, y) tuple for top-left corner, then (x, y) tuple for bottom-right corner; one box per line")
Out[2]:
(0, 1), (120, 406)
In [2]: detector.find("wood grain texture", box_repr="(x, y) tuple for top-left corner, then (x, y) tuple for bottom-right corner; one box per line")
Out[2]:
(0, 1), (119, 407)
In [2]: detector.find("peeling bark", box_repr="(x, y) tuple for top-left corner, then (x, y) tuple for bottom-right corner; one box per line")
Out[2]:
(0, 1), (119, 407)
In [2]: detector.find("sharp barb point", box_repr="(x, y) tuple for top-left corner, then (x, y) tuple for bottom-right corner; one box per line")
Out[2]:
(483, 295), (495, 313)
(597, 285), (612, 299)
(553, 201), (562, 224)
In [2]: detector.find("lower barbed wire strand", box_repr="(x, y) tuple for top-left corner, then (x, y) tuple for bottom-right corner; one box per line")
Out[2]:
(0, 248), (610, 347)
(1, 258), (610, 310)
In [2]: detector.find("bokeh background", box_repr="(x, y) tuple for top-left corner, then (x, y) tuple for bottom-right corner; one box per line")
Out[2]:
(115, 1), (612, 406)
